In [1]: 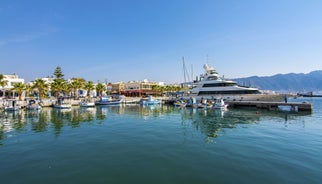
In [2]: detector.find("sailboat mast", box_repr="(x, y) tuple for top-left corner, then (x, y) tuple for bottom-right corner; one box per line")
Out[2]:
(191, 64), (193, 82)
(183, 57), (186, 83)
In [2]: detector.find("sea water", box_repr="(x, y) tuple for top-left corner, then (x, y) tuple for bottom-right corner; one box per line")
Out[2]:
(0, 98), (321, 184)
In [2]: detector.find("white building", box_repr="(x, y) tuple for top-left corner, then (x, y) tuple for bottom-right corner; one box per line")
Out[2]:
(0, 74), (25, 98)
(119, 79), (166, 96)
(1, 74), (25, 88)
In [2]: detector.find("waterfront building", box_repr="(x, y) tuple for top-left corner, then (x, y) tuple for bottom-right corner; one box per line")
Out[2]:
(40, 77), (55, 84)
(0, 74), (25, 99)
(119, 79), (165, 97)
(27, 77), (55, 98)
(106, 83), (113, 94)
(111, 82), (125, 94)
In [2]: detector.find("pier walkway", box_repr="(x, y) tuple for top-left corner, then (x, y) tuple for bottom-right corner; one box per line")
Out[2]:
(226, 101), (313, 112)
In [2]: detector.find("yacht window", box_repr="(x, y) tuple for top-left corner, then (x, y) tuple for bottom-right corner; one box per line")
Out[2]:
(198, 90), (260, 95)
(207, 76), (218, 80)
(202, 82), (237, 87)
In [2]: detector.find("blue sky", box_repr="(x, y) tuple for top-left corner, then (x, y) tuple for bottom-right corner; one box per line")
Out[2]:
(1, 0), (321, 83)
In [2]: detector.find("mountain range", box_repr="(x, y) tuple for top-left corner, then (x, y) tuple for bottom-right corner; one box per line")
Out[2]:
(233, 70), (322, 92)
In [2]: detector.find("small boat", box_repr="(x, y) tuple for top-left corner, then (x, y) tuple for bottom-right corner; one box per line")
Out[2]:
(197, 99), (213, 109)
(122, 98), (141, 104)
(26, 99), (42, 110)
(141, 96), (161, 105)
(173, 100), (186, 108)
(53, 97), (72, 109)
(197, 103), (213, 109)
(213, 98), (228, 110)
(186, 97), (197, 108)
(80, 99), (95, 107)
(95, 96), (122, 105)
(3, 99), (20, 111)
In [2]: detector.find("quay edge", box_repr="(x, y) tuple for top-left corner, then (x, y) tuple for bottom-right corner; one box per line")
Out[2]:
(226, 101), (313, 112)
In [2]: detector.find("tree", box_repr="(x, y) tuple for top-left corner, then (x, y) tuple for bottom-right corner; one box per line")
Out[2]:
(96, 83), (106, 97)
(0, 74), (8, 88)
(12, 82), (25, 101)
(33, 79), (49, 98)
(52, 66), (66, 97)
(152, 85), (162, 96)
(54, 66), (64, 79)
(70, 78), (85, 98)
(84, 81), (95, 97)
(51, 79), (66, 97)
(63, 82), (72, 97)
(24, 84), (33, 98)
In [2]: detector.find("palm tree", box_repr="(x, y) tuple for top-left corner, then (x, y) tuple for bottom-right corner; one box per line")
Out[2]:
(152, 85), (161, 96)
(84, 81), (95, 97)
(96, 82), (106, 97)
(24, 84), (33, 98)
(12, 82), (25, 101)
(0, 74), (8, 98)
(160, 86), (166, 94)
(51, 79), (66, 97)
(63, 82), (72, 97)
(0, 74), (8, 88)
(70, 78), (85, 98)
(33, 79), (49, 98)
(175, 86), (182, 92)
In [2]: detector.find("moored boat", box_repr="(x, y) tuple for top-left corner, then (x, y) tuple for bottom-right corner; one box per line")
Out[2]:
(197, 98), (213, 109)
(212, 98), (228, 110)
(141, 96), (161, 105)
(80, 99), (95, 107)
(26, 99), (42, 110)
(190, 64), (284, 102)
(3, 99), (20, 111)
(95, 96), (122, 105)
(53, 97), (72, 109)
(173, 100), (187, 108)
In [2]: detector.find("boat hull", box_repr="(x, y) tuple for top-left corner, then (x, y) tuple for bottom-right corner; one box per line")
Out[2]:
(53, 104), (72, 109)
(4, 107), (20, 111)
(80, 102), (95, 107)
(142, 101), (161, 105)
(26, 105), (42, 111)
(192, 94), (284, 102)
(95, 100), (121, 105)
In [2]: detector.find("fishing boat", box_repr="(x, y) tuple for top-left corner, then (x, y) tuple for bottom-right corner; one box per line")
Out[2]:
(197, 98), (213, 109)
(185, 97), (198, 108)
(80, 99), (95, 107)
(190, 64), (284, 102)
(173, 100), (187, 108)
(3, 99), (20, 111)
(212, 98), (228, 110)
(141, 96), (161, 105)
(26, 99), (42, 110)
(95, 96), (122, 105)
(53, 97), (72, 109)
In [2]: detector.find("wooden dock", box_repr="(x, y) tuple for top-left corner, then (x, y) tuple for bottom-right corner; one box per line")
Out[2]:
(226, 101), (313, 112)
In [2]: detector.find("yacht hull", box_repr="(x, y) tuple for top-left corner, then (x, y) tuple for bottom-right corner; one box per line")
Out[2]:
(193, 94), (284, 102)
(190, 64), (284, 103)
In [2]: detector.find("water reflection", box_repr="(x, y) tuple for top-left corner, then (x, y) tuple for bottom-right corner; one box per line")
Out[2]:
(0, 105), (311, 142)
(179, 107), (311, 140)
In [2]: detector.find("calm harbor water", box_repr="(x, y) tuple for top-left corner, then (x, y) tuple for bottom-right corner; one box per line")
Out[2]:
(1, 98), (322, 184)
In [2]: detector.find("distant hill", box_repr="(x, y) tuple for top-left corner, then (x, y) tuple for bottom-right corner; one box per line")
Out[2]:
(233, 70), (322, 92)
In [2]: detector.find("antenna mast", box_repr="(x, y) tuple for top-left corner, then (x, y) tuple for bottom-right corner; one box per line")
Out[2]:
(191, 64), (193, 82)
(183, 57), (186, 83)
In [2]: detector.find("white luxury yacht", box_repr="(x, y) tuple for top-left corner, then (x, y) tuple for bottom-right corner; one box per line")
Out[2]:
(190, 64), (284, 102)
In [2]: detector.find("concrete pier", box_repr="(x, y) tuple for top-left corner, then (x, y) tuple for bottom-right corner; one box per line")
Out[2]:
(226, 101), (313, 112)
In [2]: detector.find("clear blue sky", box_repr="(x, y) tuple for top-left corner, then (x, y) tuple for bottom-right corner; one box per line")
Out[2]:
(1, 0), (321, 83)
